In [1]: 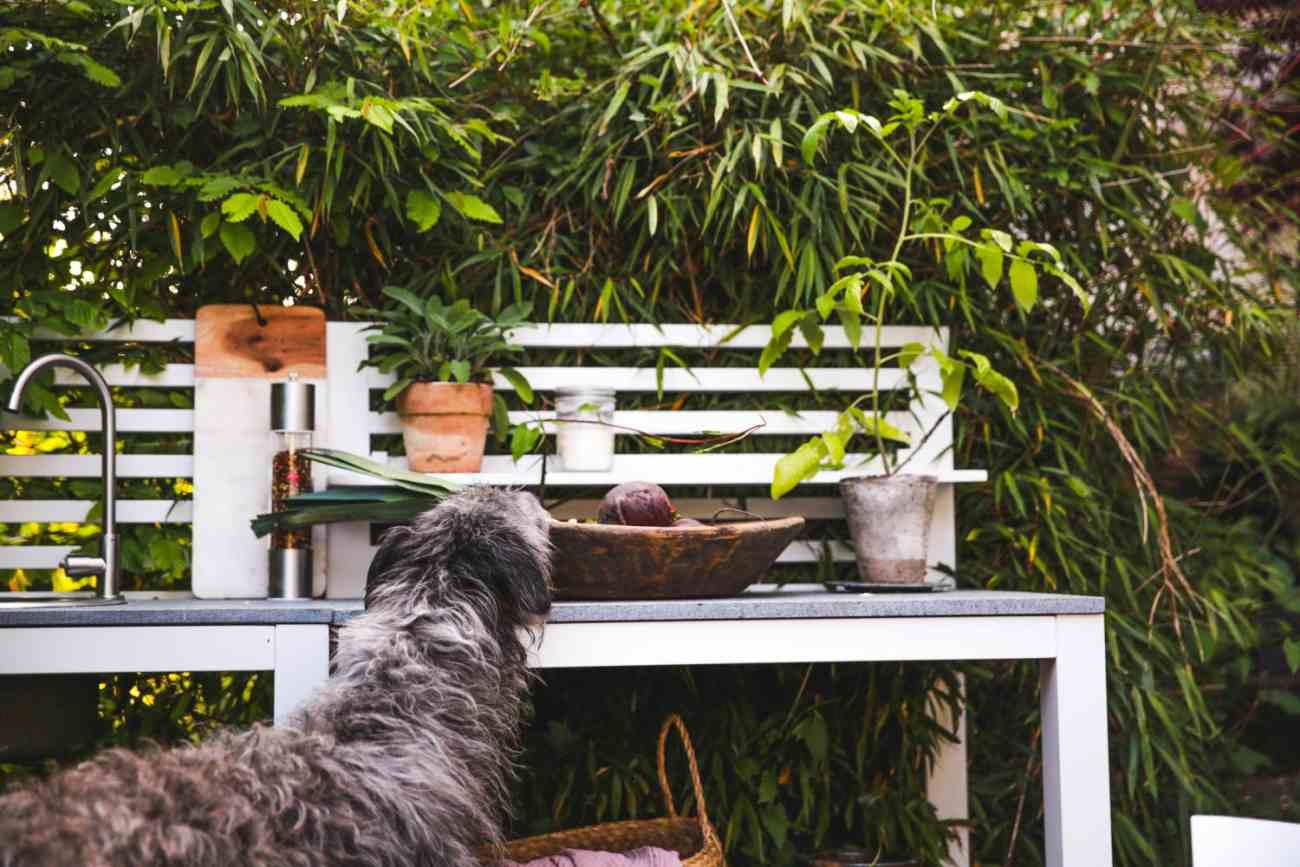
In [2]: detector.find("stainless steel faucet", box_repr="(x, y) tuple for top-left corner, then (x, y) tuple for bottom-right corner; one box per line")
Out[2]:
(6, 354), (123, 604)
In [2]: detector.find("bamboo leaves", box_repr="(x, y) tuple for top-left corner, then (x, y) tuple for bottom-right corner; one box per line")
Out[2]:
(1008, 259), (1037, 312)
(406, 190), (441, 232)
(218, 222), (254, 263)
(444, 191), (502, 224)
(264, 200), (303, 240)
(977, 242), (1004, 289)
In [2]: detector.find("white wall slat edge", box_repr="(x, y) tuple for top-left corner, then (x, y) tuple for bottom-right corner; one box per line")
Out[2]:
(323, 540), (857, 573)
(0, 408), (194, 433)
(334, 455), (985, 487)
(374, 409), (917, 437)
(0, 546), (76, 569)
(371, 408), (920, 434)
(365, 366), (937, 394)
(26, 319), (196, 342)
(547, 496), (846, 520)
(0, 501), (192, 523)
(327, 321), (946, 351)
(50, 365), (195, 388)
(29, 321), (942, 352)
(0, 455), (194, 478)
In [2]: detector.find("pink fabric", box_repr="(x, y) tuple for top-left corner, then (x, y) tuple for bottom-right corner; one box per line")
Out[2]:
(507, 847), (683, 867)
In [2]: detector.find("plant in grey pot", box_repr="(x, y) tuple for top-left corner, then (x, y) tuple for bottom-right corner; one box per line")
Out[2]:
(764, 91), (1082, 585)
(359, 287), (533, 473)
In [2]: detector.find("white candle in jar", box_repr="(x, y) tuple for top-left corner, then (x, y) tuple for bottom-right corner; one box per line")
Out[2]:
(555, 387), (616, 472)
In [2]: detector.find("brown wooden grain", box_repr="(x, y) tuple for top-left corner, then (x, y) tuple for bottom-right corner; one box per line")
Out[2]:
(195, 304), (326, 379)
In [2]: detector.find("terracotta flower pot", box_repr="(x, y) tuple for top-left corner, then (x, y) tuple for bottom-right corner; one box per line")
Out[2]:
(396, 382), (493, 473)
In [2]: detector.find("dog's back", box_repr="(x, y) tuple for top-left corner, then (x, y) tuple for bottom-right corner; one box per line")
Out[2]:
(0, 488), (553, 867)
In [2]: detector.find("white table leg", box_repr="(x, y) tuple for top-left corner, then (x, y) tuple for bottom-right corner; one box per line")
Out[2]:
(927, 673), (969, 867)
(1041, 614), (1112, 867)
(272, 624), (330, 726)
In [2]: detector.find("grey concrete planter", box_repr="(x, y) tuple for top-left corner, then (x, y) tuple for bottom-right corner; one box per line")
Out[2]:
(839, 475), (938, 585)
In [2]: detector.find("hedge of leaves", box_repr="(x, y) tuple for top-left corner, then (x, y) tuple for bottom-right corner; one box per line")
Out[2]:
(3, 0), (1299, 864)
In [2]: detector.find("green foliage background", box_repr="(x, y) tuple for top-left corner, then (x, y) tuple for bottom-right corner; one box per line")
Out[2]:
(2, 0), (1299, 864)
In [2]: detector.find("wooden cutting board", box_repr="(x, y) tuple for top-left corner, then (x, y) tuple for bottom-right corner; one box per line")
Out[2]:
(192, 304), (328, 598)
(195, 304), (326, 378)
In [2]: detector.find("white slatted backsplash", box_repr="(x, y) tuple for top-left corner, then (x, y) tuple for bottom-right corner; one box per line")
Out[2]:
(323, 322), (977, 597)
(2, 319), (980, 594)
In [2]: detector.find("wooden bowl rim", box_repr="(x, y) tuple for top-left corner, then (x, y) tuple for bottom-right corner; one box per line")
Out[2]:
(547, 515), (804, 537)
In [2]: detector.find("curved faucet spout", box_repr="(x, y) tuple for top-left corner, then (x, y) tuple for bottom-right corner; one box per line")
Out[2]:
(6, 354), (120, 602)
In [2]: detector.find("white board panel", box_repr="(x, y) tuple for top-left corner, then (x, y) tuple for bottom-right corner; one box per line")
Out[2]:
(191, 376), (329, 599)
(546, 496), (846, 520)
(192, 379), (269, 598)
(373, 410), (923, 437)
(0, 546), (75, 570)
(500, 323), (947, 351)
(29, 319), (196, 342)
(0, 408), (194, 433)
(365, 366), (934, 394)
(337, 453), (985, 487)
(0, 500), (192, 523)
(0, 454), (193, 478)
(49, 364), (195, 388)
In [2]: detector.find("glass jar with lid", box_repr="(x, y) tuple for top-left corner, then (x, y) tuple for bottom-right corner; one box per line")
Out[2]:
(554, 386), (616, 472)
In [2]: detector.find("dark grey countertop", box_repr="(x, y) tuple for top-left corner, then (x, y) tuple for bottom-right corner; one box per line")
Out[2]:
(0, 586), (1102, 627)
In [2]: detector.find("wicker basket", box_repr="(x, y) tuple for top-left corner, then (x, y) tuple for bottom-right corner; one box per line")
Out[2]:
(490, 715), (725, 866)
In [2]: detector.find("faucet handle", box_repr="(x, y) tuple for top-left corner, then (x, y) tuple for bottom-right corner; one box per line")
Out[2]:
(61, 555), (107, 578)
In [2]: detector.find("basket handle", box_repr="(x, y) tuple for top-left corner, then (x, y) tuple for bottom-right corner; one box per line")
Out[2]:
(656, 714), (719, 847)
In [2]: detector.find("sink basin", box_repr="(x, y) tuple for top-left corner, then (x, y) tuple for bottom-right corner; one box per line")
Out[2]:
(0, 595), (126, 609)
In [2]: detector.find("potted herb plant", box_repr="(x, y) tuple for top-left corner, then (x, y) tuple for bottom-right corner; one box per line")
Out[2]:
(764, 91), (1084, 585)
(360, 286), (534, 472)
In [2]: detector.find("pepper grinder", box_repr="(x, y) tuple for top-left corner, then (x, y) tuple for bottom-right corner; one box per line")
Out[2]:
(268, 375), (315, 598)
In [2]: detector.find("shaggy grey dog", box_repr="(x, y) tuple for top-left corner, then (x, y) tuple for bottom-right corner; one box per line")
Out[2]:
(0, 487), (553, 867)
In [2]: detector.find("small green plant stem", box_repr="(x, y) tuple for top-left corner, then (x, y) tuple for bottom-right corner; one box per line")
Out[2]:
(871, 127), (918, 474)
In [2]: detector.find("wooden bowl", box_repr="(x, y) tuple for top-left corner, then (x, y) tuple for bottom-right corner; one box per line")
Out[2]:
(547, 516), (805, 600)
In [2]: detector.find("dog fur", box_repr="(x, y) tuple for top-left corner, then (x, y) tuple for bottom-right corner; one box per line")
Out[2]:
(0, 487), (553, 867)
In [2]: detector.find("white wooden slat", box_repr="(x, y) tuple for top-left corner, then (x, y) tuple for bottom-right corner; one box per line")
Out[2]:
(776, 541), (854, 563)
(501, 323), (947, 351)
(30, 319), (196, 342)
(326, 324), (371, 458)
(374, 410), (890, 437)
(0, 454), (193, 478)
(338, 453), (986, 487)
(21, 320), (940, 350)
(50, 364), (195, 388)
(325, 325), (376, 597)
(547, 496), (845, 520)
(0, 500), (192, 523)
(1, 408), (194, 432)
(335, 540), (856, 573)
(365, 366), (936, 394)
(0, 546), (75, 569)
